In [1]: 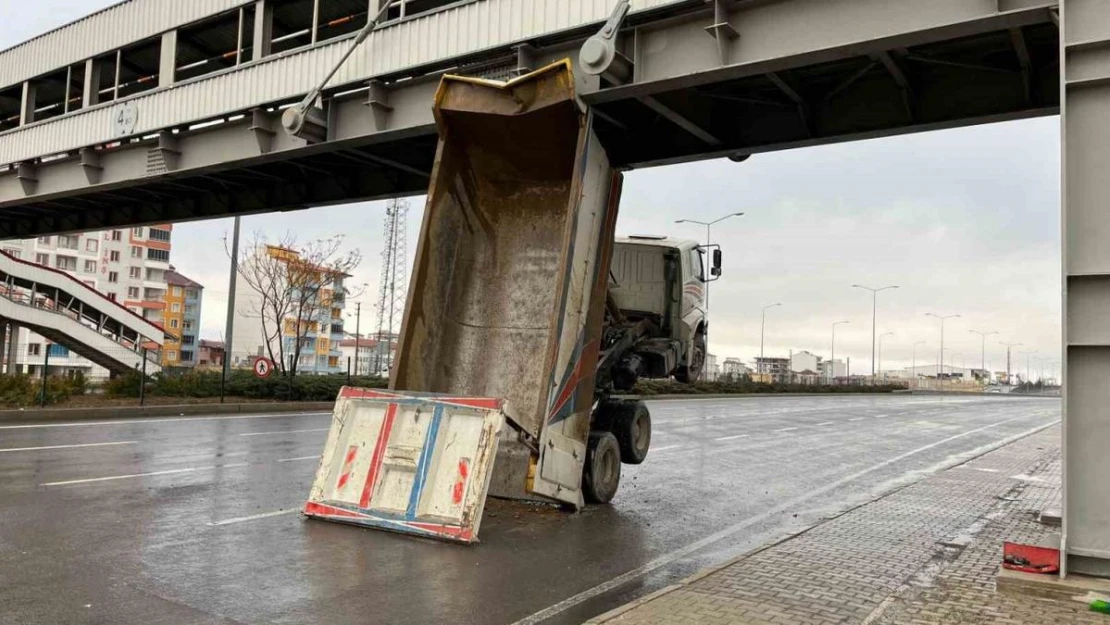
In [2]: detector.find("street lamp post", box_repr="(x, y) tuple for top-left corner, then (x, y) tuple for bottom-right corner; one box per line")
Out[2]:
(760, 303), (782, 376)
(852, 284), (899, 379)
(878, 331), (894, 381)
(1020, 349), (1038, 384)
(969, 329), (998, 384)
(1000, 341), (1022, 386)
(925, 313), (961, 385)
(830, 320), (850, 383)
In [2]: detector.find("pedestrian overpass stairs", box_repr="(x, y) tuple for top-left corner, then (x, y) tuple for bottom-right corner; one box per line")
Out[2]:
(0, 251), (167, 375)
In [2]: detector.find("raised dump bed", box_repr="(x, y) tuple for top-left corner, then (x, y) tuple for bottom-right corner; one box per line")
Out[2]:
(306, 61), (623, 542)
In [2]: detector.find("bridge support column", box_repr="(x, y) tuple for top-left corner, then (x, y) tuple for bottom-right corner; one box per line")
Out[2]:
(1063, 1), (1110, 578)
(6, 323), (20, 375)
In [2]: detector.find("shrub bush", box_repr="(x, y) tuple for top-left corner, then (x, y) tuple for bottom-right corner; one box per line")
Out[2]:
(100, 369), (389, 401)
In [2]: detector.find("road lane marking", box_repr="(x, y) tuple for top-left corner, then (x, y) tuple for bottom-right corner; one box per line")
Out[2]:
(207, 509), (300, 526)
(277, 455), (319, 463)
(0, 412), (331, 430)
(42, 462), (251, 486)
(849, 417), (864, 422)
(775, 427), (798, 432)
(874, 414), (890, 419)
(0, 441), (136, 453)
(714, 434), (749, 442)
(651, 445), (682, 452)
(239, 428), (329, 437)
(815, 422), (834, 427)
(511, 415), (1059, 625)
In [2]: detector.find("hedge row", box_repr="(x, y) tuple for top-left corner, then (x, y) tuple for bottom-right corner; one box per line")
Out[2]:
(106, 369), (388, 401)
(630, 378), (908, 396)
(0, 373), (88, 407)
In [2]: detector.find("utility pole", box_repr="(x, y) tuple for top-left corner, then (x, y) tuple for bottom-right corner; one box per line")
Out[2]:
(852, 284), (899, 379)
(1020, 349), (1038, 384)
(675, 212), (744, 317)
(925, 313), (960, 387)
(354, 301), (362, 376)
(221, 215), (241, 403)
(1000, 341), (1022, 386)
(760, 303), (781, 377)
(969, 329), (997, 384)
(830, 320), (849, 383)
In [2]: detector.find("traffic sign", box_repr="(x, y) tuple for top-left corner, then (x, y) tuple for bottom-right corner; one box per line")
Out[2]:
(253, 357), (275, 378)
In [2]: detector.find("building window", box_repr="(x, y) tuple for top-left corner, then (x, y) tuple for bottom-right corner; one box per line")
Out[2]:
(185, 288), (198, 299)
(85, 239), (98, 253)
(129, 267), (141, 279)
(182, 335), (195, 345)
(27, 343), (40, 356)
(130, 246), (142, 258)
(147, 248), (170, 262)
(47, 344), (69, 358)
(110, 230), (122, 241)
(171, 303), (181, 313)
(55, 256), (77, 271)
(172, 286), (182, 297)
(132, 227), (143, 238)
(170, 318), (180, 329)
(83, 260), (96, 273)
(109, 251), (120, 262)
(145, 268), (162, 281)
(37, 236), (51, 245)
(127, 287), (139, 299)
(35, 253), (48, 266)
(108, 271), (118, 283)
(183, 320), (193, 330)
(167, 350), (177, 360)
(57, 235), (79, 250)
(107, 293), (117, 301)
(149, 228), (171, 242)
(4, 248), (20, 259)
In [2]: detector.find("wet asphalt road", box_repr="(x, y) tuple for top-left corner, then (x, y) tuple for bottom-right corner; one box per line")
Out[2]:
(0, 394), (1059, 625)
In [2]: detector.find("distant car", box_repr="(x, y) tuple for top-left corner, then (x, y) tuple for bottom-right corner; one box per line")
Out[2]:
(986, 387), (1002, 393)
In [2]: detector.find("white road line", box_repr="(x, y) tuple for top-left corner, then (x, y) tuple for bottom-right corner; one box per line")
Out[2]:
(41, 462), (250, 487)
(207, 509), (300, 526)
(510, 415), (1059, 625)
(815, 421), (834, 427)
(651, 445), (682, 452)
(0, 412), (331, 430)
(874, 414), (890, 419)
(849, 417), (864, 422)
(714, 434), (749, 442)
(277, 455), (319, 463)
(775, 427), (799, 433)
(0, 441), (136, 453)
(239, 428), (329, 437)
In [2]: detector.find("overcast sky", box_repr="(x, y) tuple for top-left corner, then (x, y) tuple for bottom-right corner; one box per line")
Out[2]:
(4, 2), (1062, 377)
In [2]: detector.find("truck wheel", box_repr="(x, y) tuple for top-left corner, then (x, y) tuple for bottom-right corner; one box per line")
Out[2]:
(583, 431), (621, 504)
(614, 401), (651, 465)
(675, 332), (706, 384)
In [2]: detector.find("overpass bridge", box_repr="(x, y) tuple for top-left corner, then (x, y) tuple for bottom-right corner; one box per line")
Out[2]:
(2, 0), (1109, 578)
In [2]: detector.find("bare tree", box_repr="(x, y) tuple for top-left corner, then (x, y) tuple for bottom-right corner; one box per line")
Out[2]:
(230, 232), (362, 378)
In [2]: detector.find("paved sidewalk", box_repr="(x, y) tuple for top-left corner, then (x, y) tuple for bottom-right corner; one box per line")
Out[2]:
(587, 426), (1104, 625)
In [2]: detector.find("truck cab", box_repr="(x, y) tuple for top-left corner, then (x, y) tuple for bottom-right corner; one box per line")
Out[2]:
(605, 235), (721, 387)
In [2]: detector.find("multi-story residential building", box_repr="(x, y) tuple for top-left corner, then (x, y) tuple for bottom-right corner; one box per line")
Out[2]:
(198, 340), (225, 368)
(163, 268), (204, 368)
(6, 225), (175, 378)
(337, 333), (398, 377)
(230, 245), (348, 375)
(721, 357), (752, 379)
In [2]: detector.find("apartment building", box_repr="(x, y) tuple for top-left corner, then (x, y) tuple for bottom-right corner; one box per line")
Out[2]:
(163, 268), (204, 368)
(5, 225), (174, 378)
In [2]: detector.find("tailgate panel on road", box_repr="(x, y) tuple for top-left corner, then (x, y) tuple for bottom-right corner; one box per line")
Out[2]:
(304, 387), (505, 543)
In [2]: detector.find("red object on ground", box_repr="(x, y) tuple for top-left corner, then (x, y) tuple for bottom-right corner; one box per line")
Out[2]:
(1003, 541), (1060, 574)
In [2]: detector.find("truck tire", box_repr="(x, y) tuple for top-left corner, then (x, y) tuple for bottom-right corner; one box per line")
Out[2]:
(675, 331), (707, 384)
(583, 431), (621, 504)
(614, 401), (651, 465)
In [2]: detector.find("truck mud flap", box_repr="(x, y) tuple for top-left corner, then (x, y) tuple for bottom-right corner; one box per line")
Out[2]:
(304, 388), (505, 544)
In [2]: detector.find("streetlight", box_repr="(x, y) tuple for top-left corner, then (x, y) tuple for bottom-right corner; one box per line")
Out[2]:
(912, 340), (926, 384)
(878, 331), (894, 381)
(830, 320), (850, 383)
(969, 329), (998, 383)
(852, 284), (899, 378)
(925, 313), (960, 382)
(1019, 349), (1038, 385)
(1000, 341), (1023, 386)
(760, 303), (782, 375)
(675, 212), (744, 314)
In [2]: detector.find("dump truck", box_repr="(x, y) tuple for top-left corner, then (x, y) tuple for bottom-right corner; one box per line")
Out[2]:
(303, 60), (720, 543)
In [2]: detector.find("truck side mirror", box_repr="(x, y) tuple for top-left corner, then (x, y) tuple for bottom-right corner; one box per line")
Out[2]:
(712, 249), (722, 276)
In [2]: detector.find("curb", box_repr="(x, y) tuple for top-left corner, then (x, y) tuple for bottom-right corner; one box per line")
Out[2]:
(0, 401), (335, 423)
(616, 392), (900, 401)
(583, 419), (1061, 624)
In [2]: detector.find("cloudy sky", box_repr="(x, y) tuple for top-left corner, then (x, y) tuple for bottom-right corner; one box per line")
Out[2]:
(3, 2), (1062, 377)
